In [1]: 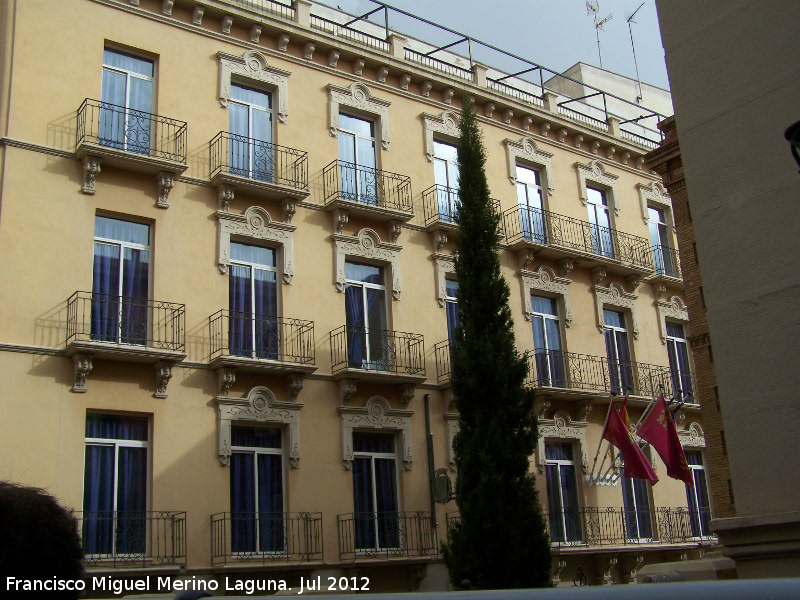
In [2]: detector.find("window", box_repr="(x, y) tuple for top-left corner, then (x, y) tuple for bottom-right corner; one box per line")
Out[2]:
(433, 140), (460, 222)
(666, 322), (693, 398)
(604, 309), (633, 395)
(621, 474), (653, 540)
(230, 425), (285, 554)
(229, 242), (279, 360)
(352, 432), (399, 551)
(685, 450), (711, 537)
(545, 442), (582, 543)
(345, 261), (388, 369)
(338, 114), (377, 205)
(587, 187), (615, 259)
(649, 206), (676, 276)
(517, 165), (547, 243)
(92, 216), (150, 346)
(444, 279), (459, 344)
(229, 84), (273, 181)
(83, 413), (149, 557)
(531, 295), (565, 387)
(100, 49), (154, 155)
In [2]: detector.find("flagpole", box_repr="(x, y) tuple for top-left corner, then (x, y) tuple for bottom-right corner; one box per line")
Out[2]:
(587, 396), (616, 483)
(633, 385), (662, 430)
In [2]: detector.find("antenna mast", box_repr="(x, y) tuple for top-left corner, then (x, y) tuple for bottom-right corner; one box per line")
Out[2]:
(627, 2), (646, 103)
(587, 1), (613, 69)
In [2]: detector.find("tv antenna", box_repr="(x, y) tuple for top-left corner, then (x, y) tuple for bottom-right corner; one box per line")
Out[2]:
(587, 1), (613, 69)
(627, 2), (646, 103)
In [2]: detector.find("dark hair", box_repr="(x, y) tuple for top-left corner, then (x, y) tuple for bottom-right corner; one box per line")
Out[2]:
(0, 482), (84, 598)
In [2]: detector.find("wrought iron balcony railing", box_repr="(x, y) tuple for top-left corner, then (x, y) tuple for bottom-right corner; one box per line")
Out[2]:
(210, 512), (323, 565)
(66, 292), (185, 352)
(525, 349), (688, 399)
(323, 160), (413, 214)
(421, 185), (503, 232)
(503, 206), (654, 272)
(209, 310), (315, 365)
(434, 339), (452, 384)
(209, 132), (308, 191)
(78, 511), (186, 568)
(76, 99), (187, 163)
(652, 244), (682, 279)
(330, 326), (425, 377)
(337, 512), (438, 560)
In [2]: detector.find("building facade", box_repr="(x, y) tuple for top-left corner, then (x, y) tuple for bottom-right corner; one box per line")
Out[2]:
(0, 0), (713, 591)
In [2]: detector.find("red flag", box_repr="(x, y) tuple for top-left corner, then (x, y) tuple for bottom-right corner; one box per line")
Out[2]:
(638, 395), (694, 487)
(620, 396), (631, 431)
(602, 403), (658, 483)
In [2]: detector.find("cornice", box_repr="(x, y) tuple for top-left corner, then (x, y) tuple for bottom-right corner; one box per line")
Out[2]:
(0, 137), (74, 158)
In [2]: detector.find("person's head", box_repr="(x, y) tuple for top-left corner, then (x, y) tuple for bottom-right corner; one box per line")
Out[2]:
(0, 481), (84, 598)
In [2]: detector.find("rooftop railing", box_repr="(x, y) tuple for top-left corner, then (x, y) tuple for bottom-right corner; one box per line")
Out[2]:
(330, 325), (424, 377)
(208, 310), (315, 365)
(209, 132), (308, 191)
(337, 511), (437, 560)
(487, 78), (545, 108)
(323, 160), (413, 214)
(404, 48), (473, 81)
(311, 14), (390, 53)
(221, 0), (295, 21)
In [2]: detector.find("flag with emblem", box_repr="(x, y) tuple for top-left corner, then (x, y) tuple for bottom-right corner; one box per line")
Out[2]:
(638, 394), (693, 486)
(602, 402), (658, 483)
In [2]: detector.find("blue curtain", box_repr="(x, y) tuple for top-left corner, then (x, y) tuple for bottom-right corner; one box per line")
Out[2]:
(446, 300), (460, 344)
(116, 447), (147, 554)
(544, 464), (563, 543)
(560, 464), (582, 542)
(254, 269), (279, 360)
(120, 247), (149, 345)
(91, 243), (120, 342)
(375, 458), (398, 548)
(366, 287), (387, 368)
(229, 265), (252, 357)
(353, 457), (374, 550)
(622, 476), (653, 539)
(82, 445), (115, 555)
(345, 285), (365, 368)
(100, 50), (153, 155)
(230, 453), (256, 552)
(257, 454), (284, 552)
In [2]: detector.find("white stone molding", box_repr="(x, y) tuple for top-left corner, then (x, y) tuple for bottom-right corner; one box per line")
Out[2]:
(635, 157), (645, 170)
(81, 156), (101, 194)
(504, 137), (555, 195)
(621, 151), (631, 165)
(217, 206), (295, 283)
(537, 410), (589, 474)
(339, 396), (413, 471)
(679, 422), (706, 448)
(161, 0), (174, 15)
(334, 228), (402, 300)
(433, 253), (456, 308)
(218, 51), (291, 124)
(156, 171), (173, 208)
(153, 362), (173, 399)
(657, 295), (689, 345)
(353, 59), (365, 76)
(638, 180), (674, 226)
(192, 5), (203, 24)
(576, 159), (621, 215)
(221, 15), (233, 34)
(422, 110), (460, 162)
(250, 24), (262, 43)
(217, 386), (303, 468)
(594, 281), (639, 338)
(520, 265), (572, 327)
(277, 33), (290, 52)
(71, 354), (93, 393)
(328, 82), (391, 150)
(303, 42), (315, 60)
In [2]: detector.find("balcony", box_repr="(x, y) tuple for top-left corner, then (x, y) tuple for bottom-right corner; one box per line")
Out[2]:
(422, 185), (504, 239)
(338, 512), (438, 561)
(78, 511), (187, 568)
(208, 310), (316, 376)
(648, 244), (683, 286)
(75, 98), (187, 176)
(433, 339), (452, 386)
(502, 206), (655, 276)
(209, 132), (309, 202)
(329, 325), (425, 385)
(323, 160), (413, 223)
(65, 291), (186, 363)
(210, 512), (323, 565)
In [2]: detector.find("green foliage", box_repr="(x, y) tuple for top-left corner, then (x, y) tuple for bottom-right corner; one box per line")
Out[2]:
(441, 96), (551, 589)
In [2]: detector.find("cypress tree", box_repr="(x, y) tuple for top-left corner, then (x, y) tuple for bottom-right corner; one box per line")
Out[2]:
(441, 95), (551, 589)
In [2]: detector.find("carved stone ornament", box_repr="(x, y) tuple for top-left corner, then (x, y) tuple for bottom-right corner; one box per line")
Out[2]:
(594, 281), (639, 338)
(377, 66), (389, 83)
(552, 558), (568, 586)
(621, 151), (631, 165)
(218, 185), (234, 211)
(433, 230), (448, 253)
(281, 198), (297, 224)
(442, 88), (455, 104)
(399, 384), (415, 408)
(603, 556), (618, 585)
(218, 51), (290, 124)
(328, 50), (340, 68)
(521, 116), (533, 131)
(156, 171), (173, 208)
(540, 121), (551, 136)
(577, 400), (593, 422)
(277, 33), (290, 52)
(217, 206), (295, 284)
(520, 265), (573, 328)
(81, 156), (101, 194)
(503, 108), (513, 124)
(537, 410), (590, 474)
(629, 555), (645, 583)
(353, 58), (365, 76)
(332, 209), (348, 234)
(250, 24), (262, 43)
(399, 73), (411, 90)
(504, 137), (555, 195)
(422, 110), (460, 162)
(484, 102), (495, 118)
(340, 396), (413, 471)
(192, 6), (203, 25)
(217, 367), (236, 397)
(217, 386), (303, 467)
(420, 81), (433, 97)
(161, 0), (174, 15)
(338, 378), (357, 406)
(657, 295), (689, 344)
(576, 159), (621, 215)
(328, 82), (391, 150)
(606, 145), (616, 159)
(286, 373), (304, 402)
(71, 354), (93, 393)
(303, 42), (315, 60)
(334, 228), (402, 300)
(434, 253), (456, 308)
(574, 134), (584, 149)
(221, 15), (233, 35)
(537, 397), (551, 420)
(387, 220), (402, 244)
(591, 140), (601, 155)
(637, 180), (673, 225)
(678, 422), (706, 448)
(557, 128), (568, 143)
(153, 362), (173, 399)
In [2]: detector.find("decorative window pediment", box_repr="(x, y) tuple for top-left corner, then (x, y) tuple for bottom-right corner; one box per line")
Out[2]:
(520, 264), (573, 327)
(328, 82), (391, 150)
(218, 50), (290, 124)
(576, 159), (620, 215)
(334, 228), (401, 300)
(217, 206), (295, 284)
(657, 295), (689, 344)
(505, 137), (555, 196)
(423, 110), (460, 162)
(638, 180), (673, 226)
(339, 396), (413, 471)
(678, 422), (706, 448)
(217, 385), (302, 467)
(594, 280), (639, 338)
(434, 253), (455, 307)
(537, 410), (589, 474)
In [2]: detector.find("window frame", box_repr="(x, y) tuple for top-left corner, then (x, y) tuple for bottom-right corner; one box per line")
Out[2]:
(684, 450), (712, 538)
(666, 321), (693, 399)
(101, 48), (155, 155)
(621, 474), (654, 541)
(530, 294), (565, 388)
(544, 441), (583, 545)
(344, 259), (390, 369)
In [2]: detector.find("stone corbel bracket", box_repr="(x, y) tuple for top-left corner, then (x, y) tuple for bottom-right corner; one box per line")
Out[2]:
(153, 362), (174, 398)
(422, 110), (460, 162)
(217, 206), (295, 284)
(334, 228), (402, 300)
(71, 354), (93, 393)
(594, 281), (639, 339)
(340, 396), (413, 471)
(328, 82), (391, 150)
(217, 385), (303, 467)
(576, 159), (621, 216)
(218, 50), (290, 124)
(81, 156), (101, 194)
(537, 410), (589, 474)
(657, 295), (689, 344)
(520, 265), (572, 327)
(505, 137), (555, 196)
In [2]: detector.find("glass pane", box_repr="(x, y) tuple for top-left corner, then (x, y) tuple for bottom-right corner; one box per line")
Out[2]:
(231, 242), (275, 267)
(120, 247), (149, 345)
(231, 84), (272, 109)
(375, 458), (399, 548)
(434, 156), (449, 188)
(91, 242), (121, 342)
(603, 309), (625, 329)
(232, 426), (282, 449)
(229, 264), (253, 357)
(666, 322), (685, 339)
(445, 279), (459, 299)
(531, 295), (557, 316)
(103, 49), (153, 77)
(116, 446), (147, 554)
(517, 164), (541, 186)
(339, 113), (373, 137)
(230, 452), (256, 552)
(100, 69), (126, 149)
(257, 454), (284, 552)
(95, 216), (149, 245)
(587, 187), (608, 207)
(126, 77), (153, 155)
(86, 414), (148, 440)
(545, 442), (573, 461)
(82, 444), (115, 555)
(560, 464), (582, 542)
(366, 287), (388, 368)
(352, 457), (375, 549)
(345, 261), (383, 284)
(353, 432), (394, 453)
(254, 268), (278, 359)
(251, 109), (273, 181)
(545, 464), (564, 543)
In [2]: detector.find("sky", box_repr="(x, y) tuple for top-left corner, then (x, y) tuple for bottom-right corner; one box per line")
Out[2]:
(323, 0), (670, 90)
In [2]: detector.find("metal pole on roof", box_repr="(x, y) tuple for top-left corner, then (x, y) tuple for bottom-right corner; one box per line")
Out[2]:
(384, 6), (389, 41)
(468, 37), (473, 70)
